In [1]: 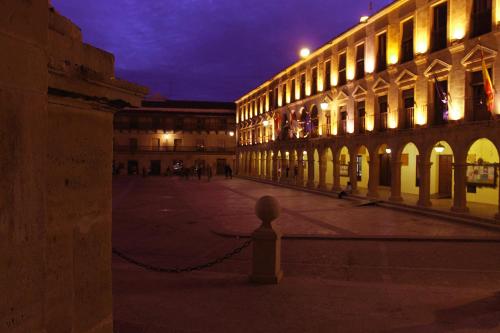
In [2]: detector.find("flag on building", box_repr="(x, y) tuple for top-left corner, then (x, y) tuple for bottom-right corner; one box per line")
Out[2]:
(481, 52), (495, 115)
(433, 74), (450, 121)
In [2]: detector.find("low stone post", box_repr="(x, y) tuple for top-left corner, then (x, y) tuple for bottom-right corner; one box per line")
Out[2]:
(250, 196), (283, 284)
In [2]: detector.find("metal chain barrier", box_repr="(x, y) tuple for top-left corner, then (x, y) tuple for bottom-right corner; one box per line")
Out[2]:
(112, 239), (252, 273)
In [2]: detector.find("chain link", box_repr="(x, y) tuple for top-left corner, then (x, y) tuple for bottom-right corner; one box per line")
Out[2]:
(112, 239), (252, 273)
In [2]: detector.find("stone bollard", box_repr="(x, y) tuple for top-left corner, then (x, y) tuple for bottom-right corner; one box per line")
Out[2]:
(250, 196), (283, 284)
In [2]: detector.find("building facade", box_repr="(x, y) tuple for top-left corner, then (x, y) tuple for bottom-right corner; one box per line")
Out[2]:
(114, 99), (236, 176)
(236, 0), (500, 219)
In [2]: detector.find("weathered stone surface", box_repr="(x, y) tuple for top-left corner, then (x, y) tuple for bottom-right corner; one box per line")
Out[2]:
(1, 1), (147, 332)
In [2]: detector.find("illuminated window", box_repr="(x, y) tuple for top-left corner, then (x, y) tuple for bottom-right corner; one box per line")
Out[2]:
(401, 19), (414, 63)
(281, 83), (287, 106)
(324, 61), (331, 90)
(431, 3), (447, 52)
(376, 33), (387, 72)
(471, 0), (492, 37)
(357, 101), (366, 133)
(378, 95), (388, 131)
(355, 44), (365, 80)
(338, 53), (347, 86)
(311, 67), (318, 95)
(300, 73), (306, 97)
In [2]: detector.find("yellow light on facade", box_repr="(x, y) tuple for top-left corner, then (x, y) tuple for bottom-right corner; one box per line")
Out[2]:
(229, 131), (235, 137)
(389, 54), (398, 65)
(347, 68), (355, 81)
(415, 39), (428, 54)
(300, 48), (311, 58)
(320, 102), (329, 111)
(360, 16), (369, 23)
(451, 26), (465, 41)
(448, 107), (462, 120)
(263, 120), (270, 127)
(365, 58), (375, 74)
(303, 150), (307, 155)
(162, 133), (169, 141)
(347, 121), (354, 134)
(415, 112), (426, 126)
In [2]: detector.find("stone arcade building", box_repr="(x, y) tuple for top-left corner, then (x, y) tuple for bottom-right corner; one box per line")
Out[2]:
(236, 0), (500, 220)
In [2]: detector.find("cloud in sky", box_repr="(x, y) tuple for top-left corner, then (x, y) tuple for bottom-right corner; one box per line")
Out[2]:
(52, 0), (393, 101)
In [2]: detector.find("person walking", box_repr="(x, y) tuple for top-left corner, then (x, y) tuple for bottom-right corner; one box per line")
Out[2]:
(228, 166), (233, 179)
(294, 165), (298, 180)
(224, 165), (229, 179)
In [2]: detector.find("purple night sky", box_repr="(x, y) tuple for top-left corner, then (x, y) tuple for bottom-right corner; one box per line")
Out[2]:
(52, 0), (393, 102)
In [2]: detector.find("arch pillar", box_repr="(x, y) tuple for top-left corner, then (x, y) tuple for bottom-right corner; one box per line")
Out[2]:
(260, 152), (266, 178)
(333, 159), (342, 192)
(496, 185), (500, 220)
(289, 151), (296, 182)
(271, 153), (278, 182)
(451, 152), (469, 213)
(389, 160), (403, 202)
(307, 150), (315, 188)
(349, 150), (358, 194)
(280, 151), (288, 183)
(417, 160), (432, 207)
(367, 153), (380, 198)
(266, 152), (272, 180)
(297, 153), (305, 186)
(318, 149), (327, 190)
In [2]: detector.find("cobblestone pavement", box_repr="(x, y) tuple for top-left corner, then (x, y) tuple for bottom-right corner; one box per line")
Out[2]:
(113, 176), (500, 333)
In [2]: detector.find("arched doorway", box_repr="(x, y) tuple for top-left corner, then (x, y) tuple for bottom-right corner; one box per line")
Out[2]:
(400, 142), (420, 198)
(356, 145), (370, 191)
(338, 146), (350, 187)
(314, 148), (320, 187)
(302, 150), (309, 186)
(430, 141), (454, 201)
(325, 147), (334, 189)
(465, 138), (499, 207)
(377, 144), (392, 190)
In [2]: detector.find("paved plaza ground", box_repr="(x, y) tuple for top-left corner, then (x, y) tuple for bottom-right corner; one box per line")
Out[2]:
(112, 176), (500, 333)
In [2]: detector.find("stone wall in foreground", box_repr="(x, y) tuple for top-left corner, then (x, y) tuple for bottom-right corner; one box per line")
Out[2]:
(0, 1), (148, 332)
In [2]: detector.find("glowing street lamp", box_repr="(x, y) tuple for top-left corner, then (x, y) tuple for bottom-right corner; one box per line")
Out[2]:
(299, 48), (310, 59)
(434, 143), (445, 153)
(320, 102), (329, 111)
(360, 16), (369, 23)
(229, 131), (235, 137)
(385, 148), (392, 154)
(263, 120), (270, 127)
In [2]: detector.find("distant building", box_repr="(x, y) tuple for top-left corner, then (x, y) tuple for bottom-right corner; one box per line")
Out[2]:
(114, 99), (236, 176)
(236, 0), (500, 219)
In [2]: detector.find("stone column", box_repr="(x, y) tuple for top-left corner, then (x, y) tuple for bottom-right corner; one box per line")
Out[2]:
(297, 155), (305, 186)
(260, 154), (266, 178)
(307, 151), (315, 188)
(451, 158), (469, 213)
(289, 152), (296, 183)
(367, 155), (380, 198)
(417, 160), (432, 207)
(333, 160), (342, 191)
(280, 154), (288, 183)
(266, 154), (272, 180)
(318, 152), (327, 190)
(495, 184), (500, 220)
(389, 160), (403, 202)
(349, 151), (358, 193)
(271, 154), (278, 182)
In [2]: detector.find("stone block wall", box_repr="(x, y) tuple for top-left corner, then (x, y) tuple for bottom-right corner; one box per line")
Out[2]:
(0, 1), (147, 332)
